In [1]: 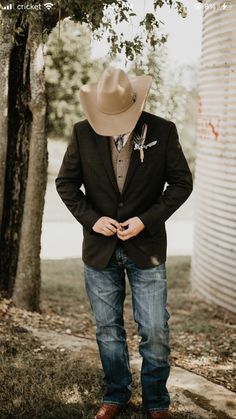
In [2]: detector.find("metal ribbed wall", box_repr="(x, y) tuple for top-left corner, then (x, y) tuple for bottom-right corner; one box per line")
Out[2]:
(191, 0), (236, 313)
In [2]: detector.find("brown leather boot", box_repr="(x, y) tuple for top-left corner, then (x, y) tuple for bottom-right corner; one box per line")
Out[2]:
(95, 403), (124, 419)
(147, 410), (171, 419)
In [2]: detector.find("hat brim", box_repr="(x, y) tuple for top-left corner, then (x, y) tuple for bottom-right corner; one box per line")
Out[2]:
(79, 75), (152, 136)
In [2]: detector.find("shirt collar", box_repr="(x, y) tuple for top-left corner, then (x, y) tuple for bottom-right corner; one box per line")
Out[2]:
(111, 132), (132, 146)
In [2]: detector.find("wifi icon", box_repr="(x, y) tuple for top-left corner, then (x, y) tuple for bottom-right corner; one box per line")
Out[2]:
(44, 2), (53, 10)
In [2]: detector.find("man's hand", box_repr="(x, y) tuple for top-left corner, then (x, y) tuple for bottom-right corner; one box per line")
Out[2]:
(117, 217), (145, 241)
(92, 216), (120, 236)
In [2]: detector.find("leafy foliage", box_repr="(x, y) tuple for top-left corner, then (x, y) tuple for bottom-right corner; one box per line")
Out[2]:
(45, 20), (105, 140)
(0, 0), (186, 60)
(154, 0), (187, 17)
(131, 45), (197, 170)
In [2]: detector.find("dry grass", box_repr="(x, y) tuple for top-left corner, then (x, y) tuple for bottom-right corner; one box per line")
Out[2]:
(0, 327), (104, 418)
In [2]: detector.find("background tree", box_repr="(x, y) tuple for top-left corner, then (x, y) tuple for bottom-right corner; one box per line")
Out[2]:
(45, 21), (106, 141)
(0, 0), (186, 311)
(132, 47), (198, 173)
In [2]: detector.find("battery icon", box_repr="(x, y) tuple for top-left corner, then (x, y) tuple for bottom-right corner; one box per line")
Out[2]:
(3, 4), (13, 9)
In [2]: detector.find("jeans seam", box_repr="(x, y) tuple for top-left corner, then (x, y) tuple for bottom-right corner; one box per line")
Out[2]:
(102, 400), (128, 406)
(147, 407), (169, 411)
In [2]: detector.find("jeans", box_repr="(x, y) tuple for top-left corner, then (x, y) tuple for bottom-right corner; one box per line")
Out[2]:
(84, 245), (171, 411)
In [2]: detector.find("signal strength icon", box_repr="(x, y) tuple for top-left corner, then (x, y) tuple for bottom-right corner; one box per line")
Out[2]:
(44, 2), (53, 10)
(2, 3), (13, 9)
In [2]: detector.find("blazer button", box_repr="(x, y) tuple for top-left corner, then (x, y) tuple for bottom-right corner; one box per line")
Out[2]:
(119, 202), (124, 207)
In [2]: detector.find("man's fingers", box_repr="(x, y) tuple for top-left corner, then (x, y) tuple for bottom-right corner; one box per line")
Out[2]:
(118, 228), (132, 237)
(120, 219), (130, 227)
(92, 216), (120, 236)
(106, 223), (117, 234)
(117, 229), (134, 239)
(116, 217), (144, 240)
(102, 226), (115, 236)
(107, 218), (120, 228)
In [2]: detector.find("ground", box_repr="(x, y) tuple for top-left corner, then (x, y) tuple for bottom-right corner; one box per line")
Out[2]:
(0, 256), (235, 418)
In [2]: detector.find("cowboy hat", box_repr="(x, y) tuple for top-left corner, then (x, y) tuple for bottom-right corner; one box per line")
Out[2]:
(79, 67), (152, 136)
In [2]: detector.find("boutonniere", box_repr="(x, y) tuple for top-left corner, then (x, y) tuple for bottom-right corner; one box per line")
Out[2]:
(133, 124), (157, 163)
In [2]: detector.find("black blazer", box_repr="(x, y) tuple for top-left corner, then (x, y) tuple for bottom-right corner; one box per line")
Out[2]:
(55, 111), (193, 268)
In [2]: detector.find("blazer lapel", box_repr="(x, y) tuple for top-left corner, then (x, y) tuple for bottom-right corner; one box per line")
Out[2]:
(95, 134), (120, 195)
(121, 114), (145, 195)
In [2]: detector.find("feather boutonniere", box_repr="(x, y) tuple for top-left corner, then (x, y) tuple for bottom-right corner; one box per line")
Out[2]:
(133, 124), (157, 163)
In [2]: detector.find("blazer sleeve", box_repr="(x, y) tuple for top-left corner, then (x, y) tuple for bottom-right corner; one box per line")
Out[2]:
(138, 122), (193, 235)
(55, 125), (101, 232)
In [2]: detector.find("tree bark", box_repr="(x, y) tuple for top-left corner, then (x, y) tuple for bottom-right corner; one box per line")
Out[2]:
(13, 17), (48, 311)
(0, 15), (32, 295)
(0, 14), (14, 236)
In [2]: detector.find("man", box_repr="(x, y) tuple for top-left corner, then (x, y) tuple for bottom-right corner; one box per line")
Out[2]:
(55, 67), (193, 419)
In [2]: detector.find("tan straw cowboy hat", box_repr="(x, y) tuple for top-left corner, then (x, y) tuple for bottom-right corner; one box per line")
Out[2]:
(79, 67), (152, 136)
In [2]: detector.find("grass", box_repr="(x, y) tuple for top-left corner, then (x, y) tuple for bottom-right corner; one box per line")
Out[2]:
(0, 333), (103, 418)
(0, 256), (235, 418)
(0, 323), (144, 418)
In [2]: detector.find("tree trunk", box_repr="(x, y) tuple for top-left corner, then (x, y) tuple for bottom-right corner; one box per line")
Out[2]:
(0, 13), (48, 311)
(0, 15), (32, 296)
(0, 14), (14, 236)
(13, 17), (48, 311)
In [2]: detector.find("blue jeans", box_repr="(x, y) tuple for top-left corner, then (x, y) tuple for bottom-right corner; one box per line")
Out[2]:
(84, 245), (170, 411)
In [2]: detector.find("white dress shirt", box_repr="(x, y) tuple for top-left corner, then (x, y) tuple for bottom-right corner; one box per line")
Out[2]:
(110, 132), (132, 148)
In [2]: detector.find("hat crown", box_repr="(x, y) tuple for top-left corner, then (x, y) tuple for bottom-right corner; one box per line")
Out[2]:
(97, 68), (135, 115)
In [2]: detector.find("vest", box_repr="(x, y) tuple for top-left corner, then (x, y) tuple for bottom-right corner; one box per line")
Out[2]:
(110, 134), (133, 193)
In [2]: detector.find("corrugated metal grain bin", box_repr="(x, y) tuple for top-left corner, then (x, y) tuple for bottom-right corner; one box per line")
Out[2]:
(191, 0), (236, 313)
